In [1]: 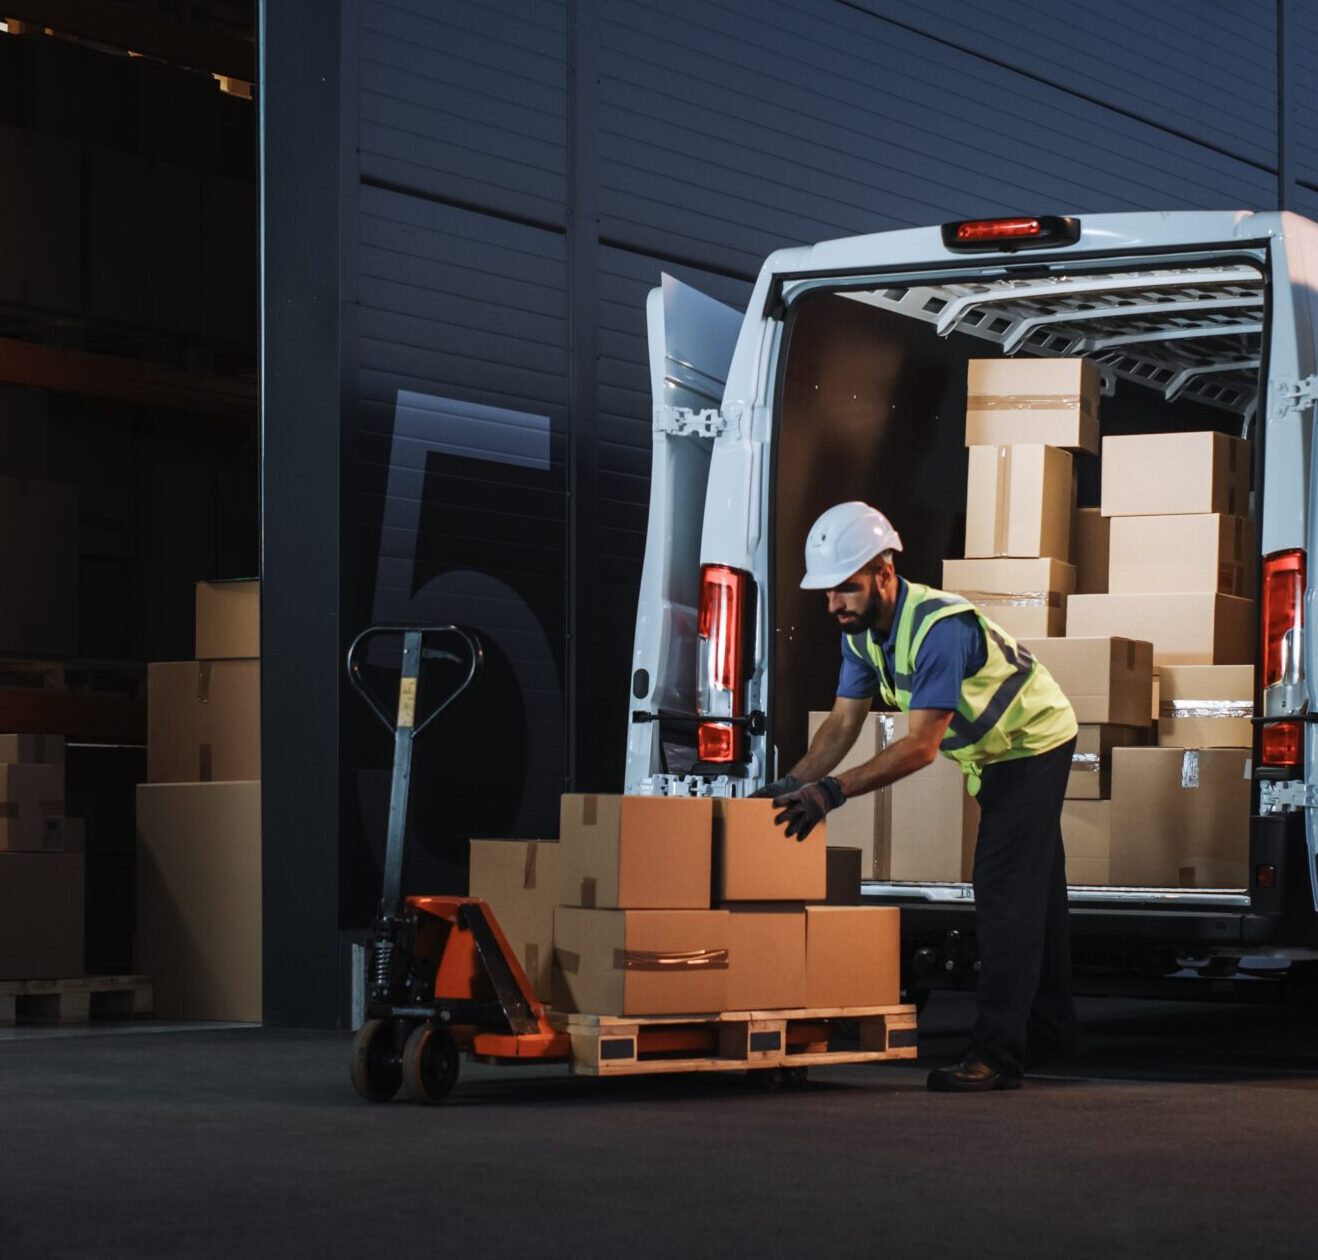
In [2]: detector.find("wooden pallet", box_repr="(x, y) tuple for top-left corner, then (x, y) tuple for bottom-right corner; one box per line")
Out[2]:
(0, 975), (154, 1026)
(553, 1004), (917, 1077)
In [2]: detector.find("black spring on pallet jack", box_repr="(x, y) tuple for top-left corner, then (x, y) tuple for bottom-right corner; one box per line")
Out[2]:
(371, 938), (394, 995)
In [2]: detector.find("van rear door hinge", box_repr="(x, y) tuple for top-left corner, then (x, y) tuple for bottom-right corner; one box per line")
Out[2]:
(1259, 778), (1318, 813)
(655, 406), (726, 437)
(1274, 375), (1318, 416)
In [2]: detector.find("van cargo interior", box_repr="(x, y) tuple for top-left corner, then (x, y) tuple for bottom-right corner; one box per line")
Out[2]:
(772, 259), (1263, 895)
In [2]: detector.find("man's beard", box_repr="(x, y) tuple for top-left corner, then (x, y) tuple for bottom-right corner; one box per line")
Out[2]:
(834, 593), (882, 633)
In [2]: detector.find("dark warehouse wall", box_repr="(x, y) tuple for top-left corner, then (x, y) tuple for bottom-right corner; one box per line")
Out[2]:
(263, 0), (1312, 1025)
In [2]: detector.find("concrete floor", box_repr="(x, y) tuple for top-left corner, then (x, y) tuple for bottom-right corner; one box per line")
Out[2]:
(5, 993), (1318, 1259)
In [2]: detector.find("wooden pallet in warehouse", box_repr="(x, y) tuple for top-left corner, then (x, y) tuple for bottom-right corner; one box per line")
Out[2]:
(0, 975), (154, 1026)
(555, 1004), (917, 1078)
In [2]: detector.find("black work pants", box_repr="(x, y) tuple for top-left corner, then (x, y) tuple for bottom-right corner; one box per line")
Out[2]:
(970, 736), (1078, 1075)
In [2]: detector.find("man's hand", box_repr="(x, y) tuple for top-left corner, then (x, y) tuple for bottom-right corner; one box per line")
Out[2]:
(750, 774), (803, 800)
(773, 776), (846, 842)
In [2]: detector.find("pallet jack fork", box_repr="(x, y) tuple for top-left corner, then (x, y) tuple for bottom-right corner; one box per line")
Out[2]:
(346, 625), (570, 1104)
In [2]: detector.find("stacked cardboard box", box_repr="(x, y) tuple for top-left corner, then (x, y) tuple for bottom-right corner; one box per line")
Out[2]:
(136, 579), (262, 1020)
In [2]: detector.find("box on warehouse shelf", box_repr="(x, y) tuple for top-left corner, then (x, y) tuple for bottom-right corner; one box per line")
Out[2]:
(1156, 665), (1254, 749)
(1072, 507), (1109, 595)
(556, 794), (712, 910)
(551, 907), (730, 1016)
(195, 579), (260, 660)
(0, 762), (65, 851)
(1108, 747), (1249, 888)
(1018, 636), (1153, 727)
(713, 797), (826, 902)
(1065, 593), (1255, 667)
(1061, 800), (1111, 885)
(804, 906), (901, 1009)
(964, 357), (1101, 455)
(941, 556), (1075, 638)
(964, 444), (1073, 560)
(1066, 724), (1146, 800)
(726, 904), (807, 1010)
(468, 839), (559, 1002)
(147, 660), (261, 783)
(1100, 431), (1250, 518)
(0, 852), (84, 978)
(1108, 514), (1253, 596)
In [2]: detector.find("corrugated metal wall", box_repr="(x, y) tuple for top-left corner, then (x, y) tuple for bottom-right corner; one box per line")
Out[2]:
(340, 0), (1291, 885)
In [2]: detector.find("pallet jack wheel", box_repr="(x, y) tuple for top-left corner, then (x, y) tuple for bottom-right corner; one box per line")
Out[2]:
(401, 1022), (461, 1104)
(350, 1018), (404, 1102)
(747, 1066), (809, 1092)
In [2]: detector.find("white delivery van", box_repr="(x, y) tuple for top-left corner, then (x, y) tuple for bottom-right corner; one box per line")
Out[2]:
(625, 211), (1318, 984)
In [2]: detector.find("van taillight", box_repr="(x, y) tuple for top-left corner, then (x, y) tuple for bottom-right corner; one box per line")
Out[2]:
(940, 215), (1080, 251)
(1260, 548), (1305, 769)
(696, 564), (749, 763)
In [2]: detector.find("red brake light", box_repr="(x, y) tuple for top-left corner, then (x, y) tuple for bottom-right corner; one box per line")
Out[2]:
(956, 217), (1042, 242)
(696, 564), (750, 763)
(697, 722), (736, 763)
(1260, 548), (1305, 769)
(941, 215), (1081, 252)
(1262, 722), (1302, 767)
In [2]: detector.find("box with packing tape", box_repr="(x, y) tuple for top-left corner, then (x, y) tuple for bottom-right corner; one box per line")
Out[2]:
(1066, 724), (1145, 800)
(1066, 592), (1254, 666)
(556, 794), (712, 910)
(942, 556), (1075, 638)
(1019, 636), (1153, 727)
(1101, 431), (1250, 518)
(148, 660), (260, 783)
(1108, 514), (1253, 596)
(195, 579), (260, 660)
(1157, 665), (1253, 748)
(0, 763), (64, 852)
(469, 839), (559, 1001)
(713, 797), (826, 902)
(964, 358), (1100, 455)
(965, 444), (1073, 559)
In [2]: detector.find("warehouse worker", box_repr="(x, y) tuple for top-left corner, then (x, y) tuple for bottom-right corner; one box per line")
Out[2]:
(755, 501), (1080, 1093)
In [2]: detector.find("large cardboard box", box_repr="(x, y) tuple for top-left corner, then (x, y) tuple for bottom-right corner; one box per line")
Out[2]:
(1062, 800), (1110, 885)
(1101, 431), (1250, 518)
(1066, 593), (1255, 666)
(469, 839), (559, 1001)
(551, 907), (730, 1015)
(727, 904), (807, 1010)
(0, 733), (64, 765)
(147, 660), (261, 783)
(965, 358), (1100, 454)
(135, 781), (262, 1021)
(965, 444), (1073, 559)
(195, 579), (260, 660)
(713, 798), (826, 902)
(942, 556), (1074, 638)
(1108, 514), (1253, 596)
(0, 852), (84, 978)
(887, 712), (980, 882)
(557, 794), (712, 910)
(1157, 665), (1254, 749)
(804, 906), (900, 1008)
(1072, 506), (1110, 595)
(1067, 724), (1145, 800)
(1019, 636), (1153, 727)
(1109, 748), (1249, 888)
(0, 763), (64, 851)
(0, 476), (77, 655)
(807, 710), (888, 877)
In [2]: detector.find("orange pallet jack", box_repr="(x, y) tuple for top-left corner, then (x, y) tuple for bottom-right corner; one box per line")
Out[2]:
(347, 626), (570, 1104)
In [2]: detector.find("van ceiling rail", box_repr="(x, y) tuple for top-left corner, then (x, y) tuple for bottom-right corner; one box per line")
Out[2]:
(1082, 321), (1262, 351)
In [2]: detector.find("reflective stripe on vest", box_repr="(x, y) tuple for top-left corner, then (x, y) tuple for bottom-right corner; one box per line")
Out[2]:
(846, 581), (1076, 794)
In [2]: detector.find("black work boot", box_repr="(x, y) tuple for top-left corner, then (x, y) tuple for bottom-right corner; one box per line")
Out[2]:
(926, 1053), (1023, 1093)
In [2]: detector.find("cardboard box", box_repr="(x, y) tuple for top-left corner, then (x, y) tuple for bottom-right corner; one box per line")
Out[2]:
(196, 579), (260, 660)
(147, 660), (261, 783)
(1062, 800), (1110, 885)
(1157, 665), (1254, 749)
(0, 762), (64, 851)
(1072, 506), (1109, 595)
(1067, 724), (1146, 799)
(1019, 636), (1153, 727)
(0, 733), (64, 765)
(0, 476), (77, 656)
(1065, 593), (1255, 666)
(713, 798), (826, 902)
(1101, 431), (1250, 518)
(822, 847), (862, 905)
(1108, 514), (1253, 596)
(1109, 748), (1249, 888)
(135, 781), (262, 1020)
(0, 852), (84, 978)
(965, 444), (1073, 559)
(887, 712), (981, 881)
(551, 907), (729, 1015)
(965, 357), (1100, 454)
(727, 904), (807, 1010)
(942, 556), (1074, 638)
(557, 794), (712, 910)
(468, 839), (559, 1001)
(807, 711), (888, 877)
(804, 906), (900, 1008)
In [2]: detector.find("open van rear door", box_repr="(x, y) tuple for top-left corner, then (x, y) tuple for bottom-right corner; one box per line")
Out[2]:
(625, 274), (743, 792)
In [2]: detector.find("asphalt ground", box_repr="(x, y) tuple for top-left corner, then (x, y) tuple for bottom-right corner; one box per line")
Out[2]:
(5, 992), (1318, 1259)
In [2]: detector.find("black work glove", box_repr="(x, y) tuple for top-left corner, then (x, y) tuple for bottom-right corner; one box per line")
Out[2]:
(773, 776), (846, 842)
(750, 773), (803, 800)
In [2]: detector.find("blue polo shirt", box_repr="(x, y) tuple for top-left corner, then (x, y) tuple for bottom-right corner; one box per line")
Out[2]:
(837, 578), (986, 710)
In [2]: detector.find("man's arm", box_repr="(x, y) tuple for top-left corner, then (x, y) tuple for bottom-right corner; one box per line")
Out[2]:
(786, 694), (872, 782)
(832, 708), (955, 799)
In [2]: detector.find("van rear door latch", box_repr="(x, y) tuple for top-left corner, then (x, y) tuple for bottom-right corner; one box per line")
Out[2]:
(655, 406), (727, 438)
(1274, 376), (1318, 416)
(1259, 779), (1318, 813)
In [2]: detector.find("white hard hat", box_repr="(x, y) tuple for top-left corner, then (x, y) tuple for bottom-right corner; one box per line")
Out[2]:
(800, 502), (903, 590)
